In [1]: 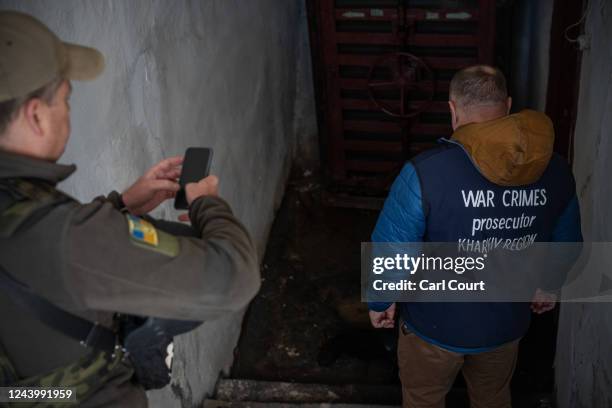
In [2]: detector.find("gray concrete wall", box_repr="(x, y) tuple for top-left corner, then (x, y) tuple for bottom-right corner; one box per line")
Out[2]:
(292, 1), (319, 168)
(0, 0), (317, 406)
(556, 1), (612, 407)
(510, 0), (554, 112)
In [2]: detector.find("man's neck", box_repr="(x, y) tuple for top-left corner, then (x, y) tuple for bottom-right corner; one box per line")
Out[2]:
(458, 105), (508, 128)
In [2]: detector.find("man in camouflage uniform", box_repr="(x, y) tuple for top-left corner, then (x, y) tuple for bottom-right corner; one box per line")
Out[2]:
(0, 11), (261, 406)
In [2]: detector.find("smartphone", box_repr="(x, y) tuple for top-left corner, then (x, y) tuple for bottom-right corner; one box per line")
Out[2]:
(174, 147), (213, 209)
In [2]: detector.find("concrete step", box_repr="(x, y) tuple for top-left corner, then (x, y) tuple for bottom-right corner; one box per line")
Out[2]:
(210, 379), (556, 407)
(203, 401), (399, 408)
(211, 379), (401, 405)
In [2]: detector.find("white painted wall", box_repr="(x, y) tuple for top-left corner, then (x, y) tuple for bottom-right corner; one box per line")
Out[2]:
(0, 0), (317, 406)
(556, 1), (612, 407)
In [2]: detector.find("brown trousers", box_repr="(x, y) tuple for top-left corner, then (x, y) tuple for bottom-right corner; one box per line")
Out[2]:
(397, 327), (519, 408)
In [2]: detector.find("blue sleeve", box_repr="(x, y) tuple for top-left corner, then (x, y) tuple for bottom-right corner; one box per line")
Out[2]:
(368, 163), (426, 312)
(371, 163), (426, 243)
(551, 195), (582, 242)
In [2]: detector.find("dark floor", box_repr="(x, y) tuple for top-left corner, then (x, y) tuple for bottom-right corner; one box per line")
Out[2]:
(232, 172), (395, 386)
(231, 171), (558, 407)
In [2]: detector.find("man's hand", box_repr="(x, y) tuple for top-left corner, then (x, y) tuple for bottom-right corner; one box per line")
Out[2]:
(122, 156), (183, 215)
(369, 303), (396, 328)
(531, 288), (557, 314)
(177, 175), (219, 222)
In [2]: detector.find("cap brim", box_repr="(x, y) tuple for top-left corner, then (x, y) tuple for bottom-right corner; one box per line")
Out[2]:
(62, 42), (105, 81)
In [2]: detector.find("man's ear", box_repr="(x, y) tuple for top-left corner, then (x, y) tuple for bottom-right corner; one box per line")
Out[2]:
(22, 98), (46, 137)
(506, 96), (512, 114)
(448, 100), (458, 130)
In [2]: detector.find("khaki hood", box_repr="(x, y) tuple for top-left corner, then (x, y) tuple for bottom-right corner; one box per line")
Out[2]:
(451, 109), (554, 186)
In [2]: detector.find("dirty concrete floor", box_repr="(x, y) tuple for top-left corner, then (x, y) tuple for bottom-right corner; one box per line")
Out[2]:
(232, 173), (398, 387)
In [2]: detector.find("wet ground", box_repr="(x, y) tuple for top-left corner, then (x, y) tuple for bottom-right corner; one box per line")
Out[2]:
(230, 170), (558, 407)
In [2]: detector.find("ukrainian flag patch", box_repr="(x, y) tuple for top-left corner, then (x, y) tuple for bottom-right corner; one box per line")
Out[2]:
(127, 214), (159, 247)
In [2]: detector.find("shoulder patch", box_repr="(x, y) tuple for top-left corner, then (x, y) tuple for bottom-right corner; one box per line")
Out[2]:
(125, 214), (179, 257)
(127, 214), (159, 246)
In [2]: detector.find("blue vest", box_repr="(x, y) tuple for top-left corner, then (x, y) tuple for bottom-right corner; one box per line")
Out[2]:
(401, 141), (576, 349)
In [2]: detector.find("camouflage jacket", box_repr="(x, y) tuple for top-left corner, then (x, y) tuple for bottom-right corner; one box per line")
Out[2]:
(0, 150), (261, 407)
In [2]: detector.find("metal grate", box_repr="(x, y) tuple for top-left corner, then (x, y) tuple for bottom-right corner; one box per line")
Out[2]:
(310, 0), (496, 198)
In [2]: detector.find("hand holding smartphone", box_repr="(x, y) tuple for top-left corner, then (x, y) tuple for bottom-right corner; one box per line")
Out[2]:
(174, 147), (214, 210)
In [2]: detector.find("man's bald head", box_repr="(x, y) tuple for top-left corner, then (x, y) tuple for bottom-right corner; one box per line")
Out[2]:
(449, 65), (507, 108)
(448, 65), (511, 130)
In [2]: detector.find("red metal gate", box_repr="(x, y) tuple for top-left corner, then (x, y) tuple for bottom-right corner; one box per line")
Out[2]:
(308, 0), (496, 205)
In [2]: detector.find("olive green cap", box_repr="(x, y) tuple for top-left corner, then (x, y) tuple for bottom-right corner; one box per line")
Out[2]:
(0, 10), (104, 102)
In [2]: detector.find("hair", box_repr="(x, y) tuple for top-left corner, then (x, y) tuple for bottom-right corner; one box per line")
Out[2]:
(449, 65), (508, 109)
(0, 77), (64, 136)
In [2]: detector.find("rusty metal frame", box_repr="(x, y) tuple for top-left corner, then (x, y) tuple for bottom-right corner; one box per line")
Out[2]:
(308, 0), (497, 206)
